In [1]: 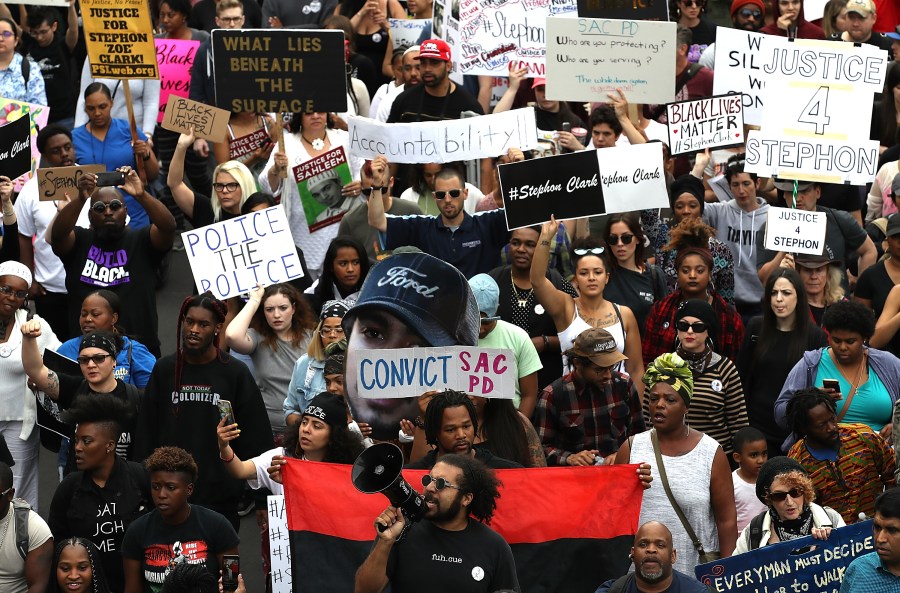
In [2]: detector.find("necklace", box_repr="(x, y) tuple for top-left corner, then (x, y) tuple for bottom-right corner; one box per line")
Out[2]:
(510, 271), (533, 308)
(0, 506), (11, 549)
(831, 349), (867, 394)
(302, 134), (326, 151)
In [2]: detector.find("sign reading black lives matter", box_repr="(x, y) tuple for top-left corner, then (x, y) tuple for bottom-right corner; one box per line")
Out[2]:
(577, 0), (668, 21)
(667, 94), (744, 155)
(212, 29), (347, 114)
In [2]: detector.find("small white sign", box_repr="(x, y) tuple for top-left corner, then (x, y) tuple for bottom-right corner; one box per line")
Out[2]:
(267, 495), (292, 593)
(597, 143), (669, 213)
(764, 207), (828, 255)
(389, 18), (430, 49)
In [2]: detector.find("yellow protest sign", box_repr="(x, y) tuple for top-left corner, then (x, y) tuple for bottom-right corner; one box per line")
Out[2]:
(81, 0), (158, 79)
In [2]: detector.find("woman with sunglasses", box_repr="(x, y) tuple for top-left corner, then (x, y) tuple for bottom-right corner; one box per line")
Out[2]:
(531, 216), (643, 380)
(670, 0), (716, 61)
(603, 213), (668, 333)
(735, 457), (843, 553)
(306, 236), (370, 316)
(283, 300), (351, 425)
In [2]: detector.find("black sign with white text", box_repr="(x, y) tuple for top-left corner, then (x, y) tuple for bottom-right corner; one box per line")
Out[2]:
(0, 117), (32, 180)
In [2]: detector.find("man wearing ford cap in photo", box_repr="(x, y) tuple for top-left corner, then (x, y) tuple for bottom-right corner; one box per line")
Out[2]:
(533, 328), (646, 466)
(343, 251), (480, 441)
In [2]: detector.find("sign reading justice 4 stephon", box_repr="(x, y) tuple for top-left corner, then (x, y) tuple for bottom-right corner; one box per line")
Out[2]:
(764, 207), (827, 256)
(81, 0), (158, 79)
(212, 29), (347, 114)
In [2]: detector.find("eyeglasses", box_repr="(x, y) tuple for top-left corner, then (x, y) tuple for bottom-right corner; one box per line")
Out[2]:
(0, 31), (14, 39)
(90, 199), (124, 213)
(421, 475), (461, 491)
(213, 182), (241, 193)
(676, 320), (707, 333)
(737, 8), (762, 18)
(77, 353), (112, 366)
(320, 327), (345, 336)
(0, 285), (27, 299)
(608, 233), (634, 246)
(361, 186), (388, 197)
(217, 16), (244, 23)
(434, 189), (463, 200)
(573, 247), (605, 256)
(768, 487), (803, 502)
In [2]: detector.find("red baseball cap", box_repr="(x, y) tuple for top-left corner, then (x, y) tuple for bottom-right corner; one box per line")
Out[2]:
(419, 39), (451, 62)
(532, 77), (547, 89)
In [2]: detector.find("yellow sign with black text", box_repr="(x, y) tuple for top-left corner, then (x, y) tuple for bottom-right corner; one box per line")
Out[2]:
(82, 0), (159, 79)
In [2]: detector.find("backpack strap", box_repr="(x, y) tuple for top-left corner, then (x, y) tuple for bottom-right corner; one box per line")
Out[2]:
(12, 498), (31, 560)
(20, 55), (29, 85)
(606, 573), (635, 593)
(748, 511), (767, 550)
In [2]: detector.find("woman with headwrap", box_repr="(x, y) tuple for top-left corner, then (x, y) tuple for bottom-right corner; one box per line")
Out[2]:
(734, 457), (843, 553)
(616, 353), (737, 572)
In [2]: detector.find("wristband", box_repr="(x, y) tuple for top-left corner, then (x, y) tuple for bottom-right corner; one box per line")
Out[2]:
(219, 448), (235, 463)
(398, 428), (414, 444)
(413, 416), (425, 429)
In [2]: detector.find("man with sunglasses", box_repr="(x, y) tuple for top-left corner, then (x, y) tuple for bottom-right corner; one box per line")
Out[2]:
(50, 167), (176, 356)
(367, 165), (508, 278)
(356, 454), (519, 593)
(0, 461), (53, 593)
(338, 155), (421, 262)
(698, 0), (765, 69)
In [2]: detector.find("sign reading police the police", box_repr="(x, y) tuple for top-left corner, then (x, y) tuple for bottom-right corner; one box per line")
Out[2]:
(356, 347), (518, 399)
(81, 0), (159, 79)
(764, 206), (827, 256)
(577, 0), (668, 21)
(182, 206), (304, 300)
(667, 94), (744, 155)
(212, 29), (347, 114)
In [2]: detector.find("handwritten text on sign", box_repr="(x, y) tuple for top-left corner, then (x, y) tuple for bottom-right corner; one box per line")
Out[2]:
(388, 18), (430, 50)
(696, 521), (874, 593)
(35, 165), (105, 202)
(598, 142), (669, 213)
(155, 38), (199, 124)
(356, 347), (518, 399)
(667, 94), (744, 155)
(267, 496), (292, 593)
(545, 17), (676, 104)
(161, 95), (231, 142)
(764, 207), (828, 256)
(81, 0), (158, 79)
(182, 206), (304, 300)
(347, 108), (538, 164)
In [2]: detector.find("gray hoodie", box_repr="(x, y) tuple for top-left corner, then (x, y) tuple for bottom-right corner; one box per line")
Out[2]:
(703, 197), (769, 306)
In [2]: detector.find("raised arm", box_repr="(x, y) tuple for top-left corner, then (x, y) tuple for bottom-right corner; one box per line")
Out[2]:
(49, 171), (92, 256)
(20, 319), (58, 399)
(871, 285), (900, 349)
(216, 417), (260, 481)
(64, 0), (78, 52)
(366, 155), (390, 232)
(120, 167), (176, 251)
(167, 129), (198, 217)
(530, 217), (573, 331)
(492, 66), (526, 114)
(608, 89), (645, 145)
(225, 285), (263, 355)
(355, 507), (404, 593)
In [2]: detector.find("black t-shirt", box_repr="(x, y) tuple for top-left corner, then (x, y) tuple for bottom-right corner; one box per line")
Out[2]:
(386, 520), (520, 593)
(405, 446), (523, 470)
(387, 83), (485, 123)
(689, 18), (717, 51)
(187, 0), (262, 30)
(189, 193), (239, 228)
(854, 261), (900, 355)
(22, 32), (74, 120)
(57, 374), (141, 460)
(775, 183), (863, 217)
(604, 265), (668, 336)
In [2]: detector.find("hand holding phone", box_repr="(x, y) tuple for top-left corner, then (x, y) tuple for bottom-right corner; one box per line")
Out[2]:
(222, 555), (240, 593)
(822, 379), (841, 401)
(95, 171), (125, 187)
(217, 399), (236, 426)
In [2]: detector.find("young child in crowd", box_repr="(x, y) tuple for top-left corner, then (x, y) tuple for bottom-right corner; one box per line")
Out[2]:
(731, 426), (769, 532)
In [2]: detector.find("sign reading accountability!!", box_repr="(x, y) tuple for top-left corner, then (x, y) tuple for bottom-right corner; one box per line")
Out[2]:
(212, 29), (347, 114)
(356, 347), (518, 399)
(667, 94), (744, 155)
(81, 0), (158, 78)
(696, 521), (874, 593)
(182, 206), (304, 300)
(348, 108), (538, 164)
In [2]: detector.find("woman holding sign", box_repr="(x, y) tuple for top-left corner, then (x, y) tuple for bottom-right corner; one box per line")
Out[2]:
(530, 216), (644, 380)
(212, 111), (276, 181)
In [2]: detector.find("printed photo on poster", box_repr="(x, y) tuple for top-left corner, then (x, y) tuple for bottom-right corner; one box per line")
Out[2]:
(292, 147), (354, 233)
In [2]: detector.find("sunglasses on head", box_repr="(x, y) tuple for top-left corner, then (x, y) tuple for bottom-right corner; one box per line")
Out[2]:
(738, 8), (762, 18)
(421, 475), (461, 491)
(90, 199), (124, 214)
(434, 189), (463, 200)
(608, 233), (634, 245)
(768, 487), (803, 502)
(77, 353), (112, 365)
(361, 186), (388, 197)
(676, 320), (707, 333)
(573, 247), (605, 256)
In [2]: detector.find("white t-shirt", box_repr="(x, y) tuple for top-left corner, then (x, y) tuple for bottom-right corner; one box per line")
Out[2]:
(0, 506), (52, 593)
(732, 469), (767, 533)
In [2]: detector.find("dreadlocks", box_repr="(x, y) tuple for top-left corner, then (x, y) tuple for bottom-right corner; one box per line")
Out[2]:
(785, 388), (836, 439)
(174, 292), (227, 390)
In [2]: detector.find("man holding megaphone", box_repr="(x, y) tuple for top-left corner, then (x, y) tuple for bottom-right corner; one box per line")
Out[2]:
(355, 454), (520, 593)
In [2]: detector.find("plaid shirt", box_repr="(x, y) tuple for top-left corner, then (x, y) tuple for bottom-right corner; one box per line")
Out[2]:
(534, 371), (645, 465)
(642, 290), (744, 365)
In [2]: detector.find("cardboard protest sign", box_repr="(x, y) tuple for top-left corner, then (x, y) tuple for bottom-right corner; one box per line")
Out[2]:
(348, 108), (538, 164)
(0, 98), (48, 190)
(389, 18), (430, 50)
(35, 165), (105, 202)
(764, 207), (828, 256)
(355, 347), (518, 399)
(545, 17), (676, 104)
(696, 521), (874, 593)
(577, 0), (668, 20)
(431, 0), (463, 84)
(0, 117), (32, 181)
(499, 149), (605, 229)
(456, 0), (577, 77)
(598, 142), (669, 212)
(182, 206), (304, 300)
(267, 496), (291, 593)
(81, 0), (158, 79)
(161, 96), (230, 142)
(212, 29), (347, 114)
(292, 147), (354, 234)
(155, 38), (200, 124)
(667, 94), (744, 155)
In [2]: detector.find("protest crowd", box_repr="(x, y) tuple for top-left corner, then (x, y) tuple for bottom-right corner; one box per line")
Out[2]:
(0, 0), (900, 591)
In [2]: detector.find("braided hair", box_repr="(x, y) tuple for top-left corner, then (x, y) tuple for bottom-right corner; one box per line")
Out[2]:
(160, 563), (217, 593)
(174, 292), (227, 390)
(785, 388), (836, 439)
(51, 537), (111, 593)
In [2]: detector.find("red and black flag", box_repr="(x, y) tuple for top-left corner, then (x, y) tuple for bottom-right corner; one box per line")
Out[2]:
(283, 461), (643, 593)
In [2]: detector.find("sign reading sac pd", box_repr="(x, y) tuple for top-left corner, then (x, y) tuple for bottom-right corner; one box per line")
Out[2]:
(81, 0), (158, 79)
(212, 29), (347, 114)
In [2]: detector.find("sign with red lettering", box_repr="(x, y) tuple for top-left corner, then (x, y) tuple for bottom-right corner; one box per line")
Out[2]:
(666, 94), (745, 155)
(230, 128), (271, 159)
(155, 38), (200, 124)
(292, 146), (353, 233)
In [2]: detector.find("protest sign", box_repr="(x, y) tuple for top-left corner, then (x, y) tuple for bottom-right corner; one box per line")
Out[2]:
(230, 129), (271, 160)
(577, 0), (668, 20)
(545, 17), (676, 104)
(292, 147), (354, 234)
(161, 96), (230, 142)
(667, 94), (744, 155)
(696, 521), (874, 593)
(35, 165), (105, 202)
(212, 29), (347, 114)
(456, 0), (577, 77)
(764, 207), (828, 256)
(347, 108), (538, 164)
(804, 0), (828, 22)
(355, 347), (518, 399)
(81, 0), (158, 79)
(182, 206), (304, 300)
(389, 18), (430, 50)
(712, 28), (771, 126)
(599, 143), (669, 212)
(0, 98), (49, 190)
(155, 38), (200, 124)
(499, 149), (605, 229)
(0, 117), (32, 181)
(267, 496), (291, 593)
(431, 0), (463, 84)
(4, 0), (67, 4)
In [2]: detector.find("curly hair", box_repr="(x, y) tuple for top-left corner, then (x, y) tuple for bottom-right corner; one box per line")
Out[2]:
(423, 391), (478, 448)
(252, 283), (317, 352)
(144, 447), (198, 483)
(765, 470), (816, 506)
(282, 417), (365, 464)
(61, 392), (133, 441)
(160, 563), (217, 593)
(664, 216), (716, 253)
(438, 454), (502, 524)
(822, 299), (876, 339)
(51, 537), (111, 593)
(786, 388), (836, 439)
